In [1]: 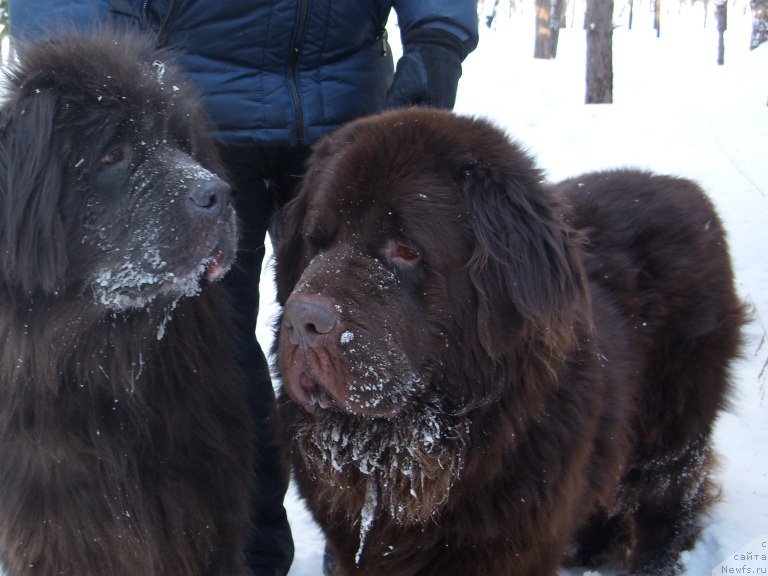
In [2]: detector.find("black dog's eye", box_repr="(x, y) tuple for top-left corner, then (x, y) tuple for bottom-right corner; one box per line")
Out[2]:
(100, 147), (126, 166)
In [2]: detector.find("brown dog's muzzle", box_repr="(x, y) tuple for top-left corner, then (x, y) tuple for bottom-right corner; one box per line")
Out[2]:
(281, 292), (346, 411)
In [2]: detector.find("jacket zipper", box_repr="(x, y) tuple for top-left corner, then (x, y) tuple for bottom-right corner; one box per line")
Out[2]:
(288, 0), (310, 145)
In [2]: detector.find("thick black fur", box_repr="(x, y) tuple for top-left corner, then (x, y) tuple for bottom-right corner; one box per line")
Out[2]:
(0, 33), (252, 575)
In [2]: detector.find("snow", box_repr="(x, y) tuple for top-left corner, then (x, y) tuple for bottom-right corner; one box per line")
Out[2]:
(340, 331), (355, 345)
(356, 479), (378, 565)
(92, 252), (206, 312)
(254, 5), (768, 576)
(152, 59), (166, 85)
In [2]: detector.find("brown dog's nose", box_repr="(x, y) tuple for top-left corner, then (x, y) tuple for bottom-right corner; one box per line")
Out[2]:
(283, 294), (339, 349)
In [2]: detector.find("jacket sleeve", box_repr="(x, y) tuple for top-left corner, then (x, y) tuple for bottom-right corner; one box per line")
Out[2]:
(386, 0), (479, 110)
(392, 0), (479, 60)
(9, 0), (111, 41)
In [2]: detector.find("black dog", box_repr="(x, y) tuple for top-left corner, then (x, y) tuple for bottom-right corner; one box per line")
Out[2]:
(0, 34), (252, 575)
(275, 108), (745, 575)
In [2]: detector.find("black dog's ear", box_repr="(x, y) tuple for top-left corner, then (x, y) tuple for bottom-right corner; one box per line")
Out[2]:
(461, 156), (585, 361)
(0, 88), (67, 293)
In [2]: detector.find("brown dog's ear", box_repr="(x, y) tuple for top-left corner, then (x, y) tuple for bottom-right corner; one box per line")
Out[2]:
(461, 155), (585, 361)
(0, 88), (67, 294)
(274, 137), (342, 305)
(274, 189), (311, 306)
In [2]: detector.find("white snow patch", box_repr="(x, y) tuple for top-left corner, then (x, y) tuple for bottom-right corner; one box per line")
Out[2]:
(340, 331), (355, 345)
(152, 60), (166, 85)
(355, 479), (377, 565)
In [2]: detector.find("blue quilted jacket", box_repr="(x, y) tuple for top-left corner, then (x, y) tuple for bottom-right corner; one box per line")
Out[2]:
(9, 0), (478, 147)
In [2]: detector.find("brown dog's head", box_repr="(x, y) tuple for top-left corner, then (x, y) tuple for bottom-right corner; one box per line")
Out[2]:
(276, 108), (585, 421)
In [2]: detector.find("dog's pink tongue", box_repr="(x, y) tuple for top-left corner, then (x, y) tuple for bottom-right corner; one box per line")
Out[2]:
(204, 249), (227, 282)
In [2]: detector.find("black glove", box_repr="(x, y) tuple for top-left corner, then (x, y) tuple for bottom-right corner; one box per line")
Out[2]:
(385, 28), (466, 110)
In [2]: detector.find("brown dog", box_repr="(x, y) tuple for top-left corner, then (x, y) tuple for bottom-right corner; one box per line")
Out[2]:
(275, 108), (745, 575)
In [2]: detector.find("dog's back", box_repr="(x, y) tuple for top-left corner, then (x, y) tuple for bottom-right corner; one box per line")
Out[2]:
(557, 170), (745, 572)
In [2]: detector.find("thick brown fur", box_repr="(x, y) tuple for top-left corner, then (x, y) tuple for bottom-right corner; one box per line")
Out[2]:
(0, 33), (253, 575)
(274, 108), (746, 576)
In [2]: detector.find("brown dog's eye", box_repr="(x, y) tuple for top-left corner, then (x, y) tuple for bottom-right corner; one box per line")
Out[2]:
(388, 242), (421, 268)
(395, 244), (419, 262)
(100, 147), (125, 166)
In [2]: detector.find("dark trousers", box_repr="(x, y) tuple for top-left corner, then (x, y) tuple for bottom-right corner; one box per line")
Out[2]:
(217, 144), (310, 576)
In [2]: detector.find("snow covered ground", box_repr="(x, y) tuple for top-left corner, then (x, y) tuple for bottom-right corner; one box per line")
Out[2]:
(256, 5), (768, 575)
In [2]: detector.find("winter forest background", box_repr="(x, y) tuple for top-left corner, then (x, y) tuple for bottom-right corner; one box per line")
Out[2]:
(1, 0), (766, 574)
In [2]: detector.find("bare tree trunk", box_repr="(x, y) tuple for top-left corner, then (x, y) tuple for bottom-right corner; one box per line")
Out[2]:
(751, 0), (768, 49)
(655, 0), (662, 37)
(629, 0), (635, 29)
(535, 0), (554, 58)
(486, 0), (501, 29)
(716, 0), (727, 64)
(551, 0), (567, 57)
(535, 0), (568, 59)
(586, 0), (614, 103)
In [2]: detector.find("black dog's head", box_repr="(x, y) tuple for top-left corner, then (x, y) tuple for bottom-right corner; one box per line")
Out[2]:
(0, 32), (236, 310)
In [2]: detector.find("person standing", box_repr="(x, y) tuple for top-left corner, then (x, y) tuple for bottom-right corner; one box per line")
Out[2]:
(8, 2), (479, 574)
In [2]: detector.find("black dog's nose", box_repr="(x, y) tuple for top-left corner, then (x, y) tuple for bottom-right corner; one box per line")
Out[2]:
(284, 294), (339, 349)
(188, 178), (230, 217)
